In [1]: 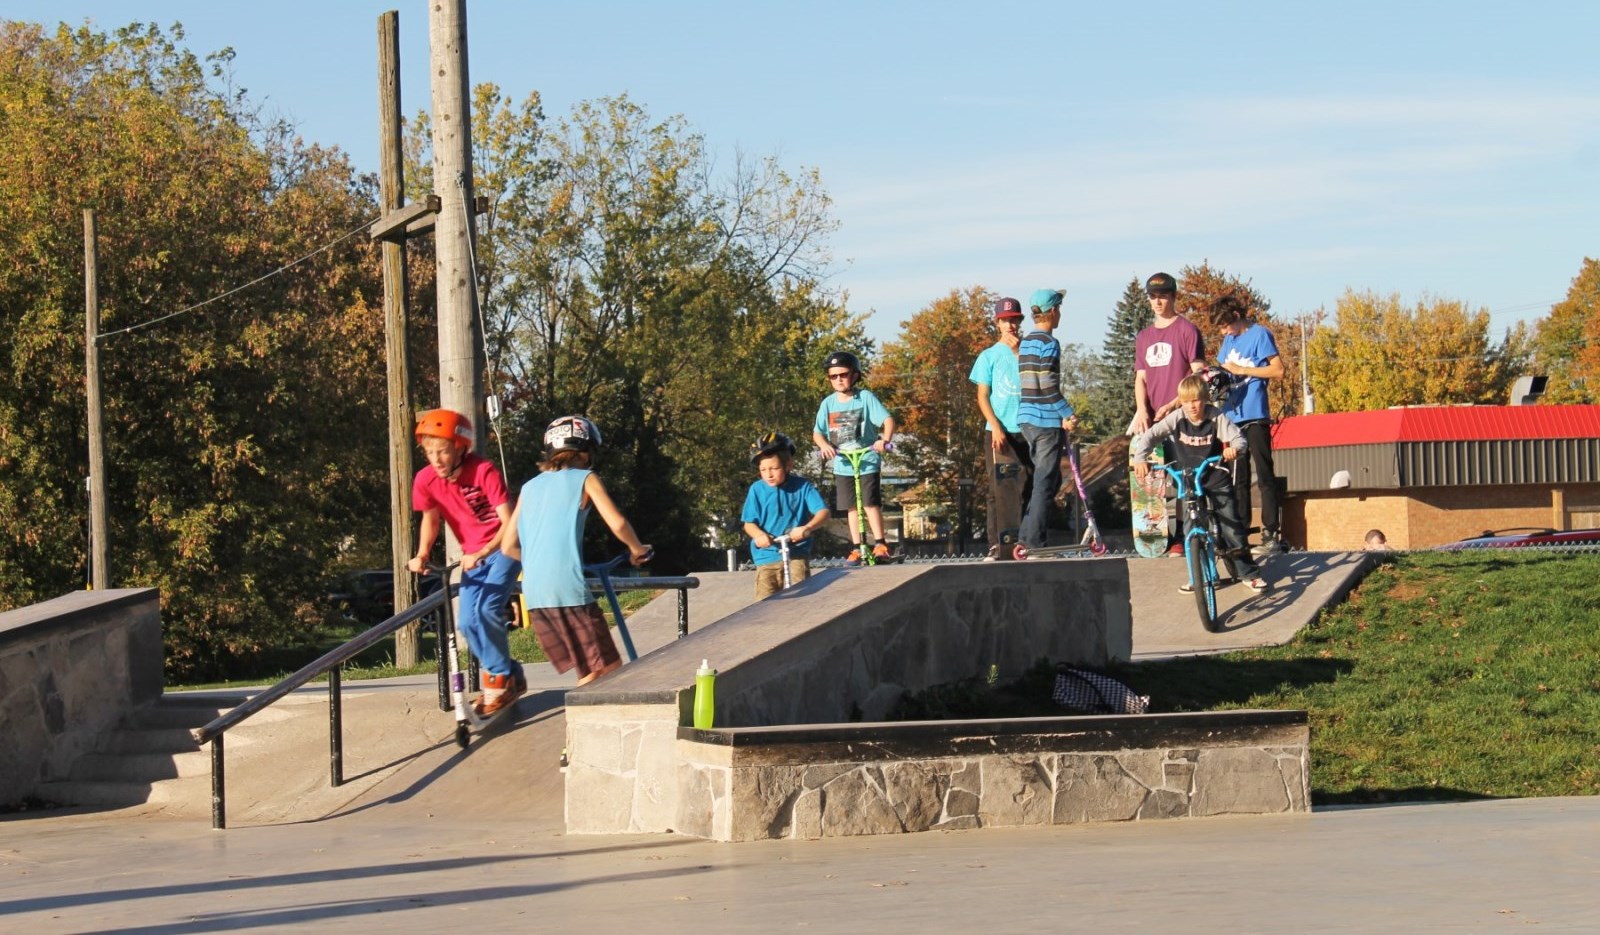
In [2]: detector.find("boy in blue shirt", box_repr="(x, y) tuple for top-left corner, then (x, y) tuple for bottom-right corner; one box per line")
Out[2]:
(1017, 289), (1079, 551)
(812, 350), (897, 565)
(1215, 296), (1286, 555)
(970, 296), (1032, 558)
(741, 432), (830, 598)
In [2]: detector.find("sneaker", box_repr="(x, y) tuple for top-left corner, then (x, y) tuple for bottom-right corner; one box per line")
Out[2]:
(475, 671), (523, 717)
(1253, 530), (1283, 558)
(982, 545), (999, 562)
(1245, 577), (1270, 592)
(1178, 581), (1194, 593)
(1167, 542), (1185, 556)
(846, 547), (863, 566)
(872, 543), (892, 562)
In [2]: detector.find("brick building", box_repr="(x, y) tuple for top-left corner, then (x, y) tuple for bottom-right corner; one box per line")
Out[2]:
(1273, 405), (1600, 550)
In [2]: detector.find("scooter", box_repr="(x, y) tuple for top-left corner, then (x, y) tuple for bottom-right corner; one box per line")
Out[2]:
(583, 549), (654, 663)
(429, 562), (518, 749)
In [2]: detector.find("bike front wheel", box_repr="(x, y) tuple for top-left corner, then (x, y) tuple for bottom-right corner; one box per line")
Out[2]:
(1188, 542), (1219, 632)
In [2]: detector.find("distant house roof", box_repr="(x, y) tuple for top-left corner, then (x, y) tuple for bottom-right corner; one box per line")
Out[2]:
(1275, 405), (1600, 450)
(1272, 404), (1600, 492)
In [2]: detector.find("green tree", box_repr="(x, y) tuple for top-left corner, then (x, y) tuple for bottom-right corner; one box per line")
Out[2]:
(1086, 277), (1152, 442)
(0, 21), (389, 678)
(409, 91), (862, 567)
(1530, 257), (1600, 403)
(1306, 290), (1518, 412)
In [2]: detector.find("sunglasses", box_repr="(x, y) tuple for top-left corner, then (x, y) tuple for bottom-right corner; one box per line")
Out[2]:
(828, 371), (855, 381)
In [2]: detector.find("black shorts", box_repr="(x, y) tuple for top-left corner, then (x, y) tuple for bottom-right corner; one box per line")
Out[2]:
(833, 471), (882, 512)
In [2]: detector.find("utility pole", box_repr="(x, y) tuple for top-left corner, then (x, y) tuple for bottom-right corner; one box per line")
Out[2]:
(83, 209), (109, 590)
(1299, 314), (1315, 414)
(376, 10), (419, 665)
(428, 0), (483, 457)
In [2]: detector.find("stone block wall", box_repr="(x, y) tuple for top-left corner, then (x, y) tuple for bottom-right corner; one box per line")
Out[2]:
(0, 589), (163, 805)
(565, 561), (1134, 834)
(675, 711), (1310, 841)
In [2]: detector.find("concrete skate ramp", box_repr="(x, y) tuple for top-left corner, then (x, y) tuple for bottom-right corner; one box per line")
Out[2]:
(179, 551), (1376, 827)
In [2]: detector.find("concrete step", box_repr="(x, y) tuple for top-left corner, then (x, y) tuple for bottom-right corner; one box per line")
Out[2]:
(126, 693), (252, 730)
(70, 750), (211, 782)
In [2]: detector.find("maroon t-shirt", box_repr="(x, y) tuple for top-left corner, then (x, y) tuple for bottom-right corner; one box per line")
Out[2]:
(1136, 316), (1204, 413)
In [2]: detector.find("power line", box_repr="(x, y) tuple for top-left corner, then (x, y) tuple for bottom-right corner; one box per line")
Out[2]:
(96, 217), (376, 341)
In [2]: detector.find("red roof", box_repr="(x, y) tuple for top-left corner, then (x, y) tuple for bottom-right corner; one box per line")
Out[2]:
(1273, 405), (1600, 451)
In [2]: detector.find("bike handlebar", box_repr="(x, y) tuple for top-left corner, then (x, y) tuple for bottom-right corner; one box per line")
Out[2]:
(1158, 455), (1226, 499)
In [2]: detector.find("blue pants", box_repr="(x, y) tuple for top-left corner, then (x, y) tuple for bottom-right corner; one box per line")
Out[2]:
(457, 550), (522, 679)
(1020, 424), (1063, 549)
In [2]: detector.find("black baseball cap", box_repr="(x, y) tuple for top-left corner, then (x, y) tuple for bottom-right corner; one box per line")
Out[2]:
(1145, 272), (1177, 296)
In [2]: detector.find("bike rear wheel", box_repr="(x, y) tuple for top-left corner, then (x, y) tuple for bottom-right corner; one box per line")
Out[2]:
(1187, 541), (1219, 631)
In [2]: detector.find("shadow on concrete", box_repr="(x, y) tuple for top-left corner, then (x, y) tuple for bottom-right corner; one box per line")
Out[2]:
(0, 849), (707, 926)
(315, 689), (569, 823)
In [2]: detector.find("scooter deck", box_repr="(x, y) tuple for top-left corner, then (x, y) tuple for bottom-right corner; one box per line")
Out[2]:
(1012, 542), (1092, 560)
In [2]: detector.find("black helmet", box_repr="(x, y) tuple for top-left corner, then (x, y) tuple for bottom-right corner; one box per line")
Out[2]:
(749, 431), (796, 464)
(1199, 367), (1237, 405)
(543, 415), (602, 455)
(824, 350), (860, 373)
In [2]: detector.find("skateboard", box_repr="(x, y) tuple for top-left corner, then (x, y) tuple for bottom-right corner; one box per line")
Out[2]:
(1131, 449), (1170, 559)
(987, 435), (1028, 560)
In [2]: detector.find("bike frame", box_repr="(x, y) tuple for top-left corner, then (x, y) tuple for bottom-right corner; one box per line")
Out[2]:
(1158, 455), (1227, 631)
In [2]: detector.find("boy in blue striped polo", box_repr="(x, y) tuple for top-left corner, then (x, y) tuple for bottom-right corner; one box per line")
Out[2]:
(1017, 288), (1078, 551)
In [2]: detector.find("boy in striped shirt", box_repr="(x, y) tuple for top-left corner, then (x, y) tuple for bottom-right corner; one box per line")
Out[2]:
(1017, 289), (1078, 551)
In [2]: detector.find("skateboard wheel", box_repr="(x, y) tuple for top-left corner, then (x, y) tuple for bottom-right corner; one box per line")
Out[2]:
(1012, 543), (1030, 560)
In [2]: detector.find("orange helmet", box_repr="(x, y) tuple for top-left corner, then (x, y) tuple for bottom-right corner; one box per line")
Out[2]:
(414, 408), (473, 450)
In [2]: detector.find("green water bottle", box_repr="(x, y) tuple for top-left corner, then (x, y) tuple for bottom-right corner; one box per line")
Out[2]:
(694, 659), (716, 730)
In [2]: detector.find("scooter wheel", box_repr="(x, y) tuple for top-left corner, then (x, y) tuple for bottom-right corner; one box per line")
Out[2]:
(1012, 543), (1030, 560)
(1090, 541), (1108, 556)
(454, 723), (470, 749)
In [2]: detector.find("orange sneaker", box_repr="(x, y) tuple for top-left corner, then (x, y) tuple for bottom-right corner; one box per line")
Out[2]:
(846, 547), (863, 566)
(474, 671), (523, 717)
(872, 543), (892, 561)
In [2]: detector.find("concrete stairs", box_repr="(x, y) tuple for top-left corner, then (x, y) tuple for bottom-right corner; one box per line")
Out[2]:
(36, 692), (254, 812)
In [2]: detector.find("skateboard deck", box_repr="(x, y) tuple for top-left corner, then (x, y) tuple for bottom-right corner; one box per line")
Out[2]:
(988, 436), (1028, 560)
(1131, 450), (1169, 559)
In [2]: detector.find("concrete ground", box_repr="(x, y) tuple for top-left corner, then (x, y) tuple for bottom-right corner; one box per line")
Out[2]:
(8, 551), (1597, 932)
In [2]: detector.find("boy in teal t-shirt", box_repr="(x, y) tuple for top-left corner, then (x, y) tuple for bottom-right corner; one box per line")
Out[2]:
(812, 350), (896, 565)
(741, 432), (829, 598)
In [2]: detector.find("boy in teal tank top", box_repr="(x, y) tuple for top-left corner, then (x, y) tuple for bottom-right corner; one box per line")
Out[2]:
(498, 415), (652, 685)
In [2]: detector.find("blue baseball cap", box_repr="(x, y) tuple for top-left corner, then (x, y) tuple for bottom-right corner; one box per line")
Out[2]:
(1030, 288), (1064, 313)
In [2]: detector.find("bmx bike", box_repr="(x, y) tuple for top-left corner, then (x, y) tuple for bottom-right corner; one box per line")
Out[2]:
(1156, 456), (1236, 633)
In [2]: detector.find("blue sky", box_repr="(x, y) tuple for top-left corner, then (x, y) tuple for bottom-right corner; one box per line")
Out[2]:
(13, 1), (1599, 352)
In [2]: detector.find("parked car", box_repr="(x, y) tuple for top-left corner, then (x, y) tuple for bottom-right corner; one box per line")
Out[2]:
(1436, 528), (1600, 551)
(327, 569), (442, 626)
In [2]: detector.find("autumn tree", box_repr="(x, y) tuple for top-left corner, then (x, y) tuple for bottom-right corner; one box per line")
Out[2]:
(0, 21), (391, 678)
(875, 287), (996, 520)
(1530, 257), (1600, 403)
(1305, 290), (1520, 412)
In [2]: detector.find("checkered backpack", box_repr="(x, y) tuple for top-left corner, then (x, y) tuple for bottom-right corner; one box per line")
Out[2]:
(1051, 665), (1150, 715)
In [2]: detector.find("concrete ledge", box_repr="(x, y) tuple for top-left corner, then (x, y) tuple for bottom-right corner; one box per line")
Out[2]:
(0, 589), (163, 805)
(565, 560), (1135, 833)
(675, 710), (1310, 841)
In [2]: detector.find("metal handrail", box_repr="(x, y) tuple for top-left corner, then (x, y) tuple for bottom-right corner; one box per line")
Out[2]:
(192, 584), (449, 829)
(192, 572), (701, 830)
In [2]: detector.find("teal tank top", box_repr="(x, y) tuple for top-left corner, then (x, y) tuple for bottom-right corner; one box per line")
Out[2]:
(517, 468), (593, 608)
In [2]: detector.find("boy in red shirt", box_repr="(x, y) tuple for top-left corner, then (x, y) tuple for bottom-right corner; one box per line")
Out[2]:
(407, 408), (524, 715)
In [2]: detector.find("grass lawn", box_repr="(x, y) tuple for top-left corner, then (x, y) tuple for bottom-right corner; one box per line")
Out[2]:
(897, 550), (1600, 806)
